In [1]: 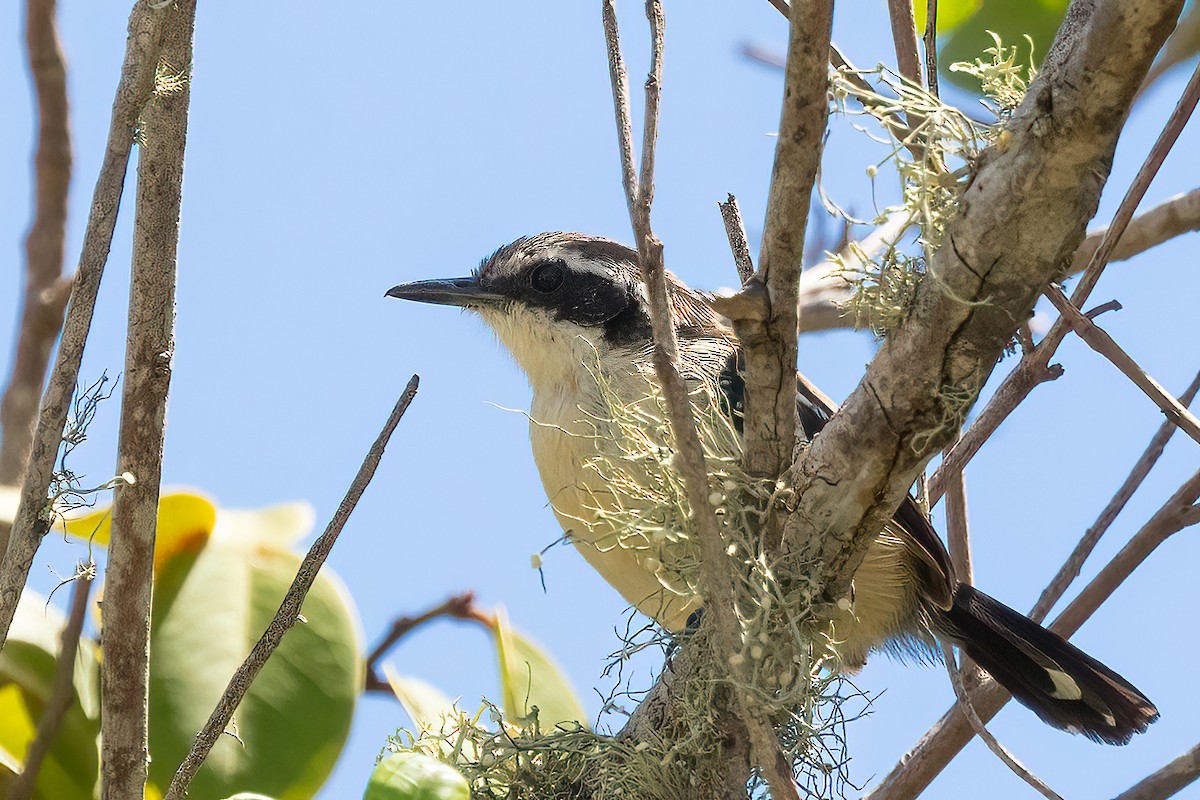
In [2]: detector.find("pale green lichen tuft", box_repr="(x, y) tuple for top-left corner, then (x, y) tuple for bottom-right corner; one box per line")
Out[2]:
(828, 32), (1035, 338)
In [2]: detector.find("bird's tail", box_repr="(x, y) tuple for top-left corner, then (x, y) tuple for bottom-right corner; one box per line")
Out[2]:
(941, 584), (1159, 745)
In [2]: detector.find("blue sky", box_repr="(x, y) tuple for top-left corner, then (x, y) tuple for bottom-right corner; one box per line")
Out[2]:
(2, 3), (1198, 798)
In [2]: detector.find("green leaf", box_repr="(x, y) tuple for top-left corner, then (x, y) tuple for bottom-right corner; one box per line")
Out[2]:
(364, 752), (468, 800)
(940, 0), (1068, 92)
(146, 501), (362, 800)
(490, 611), (588, 730)
(0, 591), (100, 800)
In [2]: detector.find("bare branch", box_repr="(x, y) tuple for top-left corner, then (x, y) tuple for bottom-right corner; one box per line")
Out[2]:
(886, 0), (922, 86)
(9, 572), (92, 800)
(942, 431), (971, 583)
(364, 592), (481, 694)
(0, 0), (170, 654)
(603, 5), (794, 797)
(1111, 741), (1200, 800)
(867, 468), (1200, 800)
(719, 194), (755, 284)
(0, 0), (73, 487)
(784, 0), (1184, 606)
(101, 2), (196, 794)
(163, 375), (419, 800)
(923, 0), (939, 97)
(1044, 286), (1200, 445)
(940, 643), (1063, 800)
(728, 0), (833, 479)
(1030, 367), (1200, 622)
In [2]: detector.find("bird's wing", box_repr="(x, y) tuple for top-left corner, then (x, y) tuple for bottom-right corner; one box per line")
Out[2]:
(718, 349), (955, 611)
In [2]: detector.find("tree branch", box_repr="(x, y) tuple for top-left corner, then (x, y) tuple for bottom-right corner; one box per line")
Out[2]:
(363, 592), (481, 694)
(1044, 287), (1200, 444)
(929, 52), (1200, 506)
(101, 2), (196, 794)
(718, 0), (832, 480)
(1112, 741), (1200, 800)
(603, 4), (792, 797)
(0, 0), (73, 488)
(784, 0), (1184, 607)
(0, 0), (170, 652)
(886, 0), (921, 86)
(718, 194), (755, 285)
(1030, 366), (1200, 622)
(923, 0), (939, 97)
(797, 187), (1200, 334)
(940, 642), (1062, 800)
(163, 375), (419, 800)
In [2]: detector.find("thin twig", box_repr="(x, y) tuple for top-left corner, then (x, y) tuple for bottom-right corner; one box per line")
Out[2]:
(163, 376), (420, 800)
(604, 4), (799, 797)
(364, 592), (481, 694)
(1030, 367), (1200, 622)
(1044, 286), (1200, 445)
(0, 0), (73, 488)
(940, 643), (1063, 800)
(9, 572), (92, 800)
(100, 3), (196, 794)
(718, 194), (754, 284)
(1112, 741), (1200, 800)
(942, 429), (971, 584)
(923, 0), (939, 97)
(0, 0), (169, 652)
(886, 0), (922, 86)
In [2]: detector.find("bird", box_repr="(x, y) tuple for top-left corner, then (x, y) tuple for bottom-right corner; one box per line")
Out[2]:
(387, 231), (1159, 745)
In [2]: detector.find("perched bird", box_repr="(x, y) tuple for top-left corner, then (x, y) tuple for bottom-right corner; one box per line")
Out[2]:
(388, 231), (1159, 745)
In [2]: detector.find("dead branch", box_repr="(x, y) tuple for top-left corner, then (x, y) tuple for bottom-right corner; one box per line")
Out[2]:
(1030, 367), (1200, 622)
(8, 572), (92, 800)
(1044, 287), (1200, 444)
(364, 592), (481, 694)
(100, 2), (196, 794)
(717, 0), (832, 480)
(1111, 741), (1200, 800)
(163, 375), (419, 800)
(0, 0), (170, 652)
(886, 0), (921, 86)
(602, 3), (785, 796)
(0, 0), (73, 488)
(783, 0), (1184, 608)
(923, 0), (939, 97)
(718, 194), (755, 284)
(866, 467), (1200, 799)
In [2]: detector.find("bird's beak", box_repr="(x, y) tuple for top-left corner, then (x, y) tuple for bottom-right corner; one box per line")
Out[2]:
(385, 276), (505, 308)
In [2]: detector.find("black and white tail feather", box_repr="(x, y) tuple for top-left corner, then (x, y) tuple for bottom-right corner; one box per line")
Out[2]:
(942, 585), (1159, 745)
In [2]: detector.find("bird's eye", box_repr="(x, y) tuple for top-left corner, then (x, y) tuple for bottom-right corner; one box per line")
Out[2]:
(530, 260), (566, 293)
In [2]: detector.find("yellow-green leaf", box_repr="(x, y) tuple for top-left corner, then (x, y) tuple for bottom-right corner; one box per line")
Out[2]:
(59, 490), (218, 573)
(384, 669), (457, 732)
(364, 752), (468, 800)
(490, 611), (587, 730)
